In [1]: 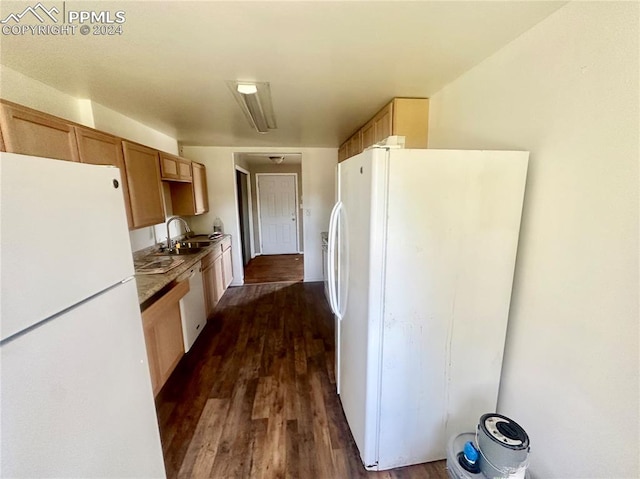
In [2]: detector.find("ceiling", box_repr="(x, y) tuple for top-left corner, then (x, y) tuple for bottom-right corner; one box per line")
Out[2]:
(237, 153), (302, 167)
(0, 1), (565, 148)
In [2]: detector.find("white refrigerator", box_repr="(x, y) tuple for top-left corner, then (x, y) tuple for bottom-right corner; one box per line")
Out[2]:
(327, 147), (528, 471)
(0, 152), (166, 478)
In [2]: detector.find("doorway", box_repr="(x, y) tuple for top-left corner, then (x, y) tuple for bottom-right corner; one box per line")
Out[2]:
(235, 167), (252, 266)
(256, 173), (299, 255)
(233, 153), (304, 284)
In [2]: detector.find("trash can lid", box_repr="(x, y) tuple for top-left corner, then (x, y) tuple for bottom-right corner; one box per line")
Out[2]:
(479, 413), (529, 450)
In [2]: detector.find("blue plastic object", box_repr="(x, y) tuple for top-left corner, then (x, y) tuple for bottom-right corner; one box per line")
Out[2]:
(463, 441), (479, 464)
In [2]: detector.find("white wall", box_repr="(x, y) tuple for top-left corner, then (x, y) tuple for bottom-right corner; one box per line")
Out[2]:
(428, 3), (638, 478)
(182, 146), (336, 284)
(0, 65), (87, 124)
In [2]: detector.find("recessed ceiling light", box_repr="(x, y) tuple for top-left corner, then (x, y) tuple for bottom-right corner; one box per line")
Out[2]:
(236, 83), (258, 95)
(227, 81), (277, 133)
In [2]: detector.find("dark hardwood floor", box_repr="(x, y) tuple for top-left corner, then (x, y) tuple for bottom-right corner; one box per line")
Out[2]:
(243, 254), (304, 284)
(155, 282), (447, 479)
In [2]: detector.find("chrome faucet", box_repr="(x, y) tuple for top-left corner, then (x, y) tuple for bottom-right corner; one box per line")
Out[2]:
(165, 216), (191, 250)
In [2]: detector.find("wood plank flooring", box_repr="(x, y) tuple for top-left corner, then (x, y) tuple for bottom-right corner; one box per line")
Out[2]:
(156, 282), (447, 479)
(243, 254), (304, 284)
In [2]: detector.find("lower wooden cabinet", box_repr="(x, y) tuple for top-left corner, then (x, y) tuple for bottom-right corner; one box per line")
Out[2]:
(222, 238), (233, 289)
(141, 280), (189, 396)
(202, 237), (233, 318)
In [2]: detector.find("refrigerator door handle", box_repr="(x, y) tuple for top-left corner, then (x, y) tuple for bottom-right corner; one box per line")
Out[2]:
(327, 201), (342, 319)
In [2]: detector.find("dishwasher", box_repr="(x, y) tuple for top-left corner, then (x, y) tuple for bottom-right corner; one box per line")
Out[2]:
(177, 260), (206, 352)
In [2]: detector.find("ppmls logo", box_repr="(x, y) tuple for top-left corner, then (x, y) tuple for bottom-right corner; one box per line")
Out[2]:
(1, 2), (59, 24)
(1, 2), (126, 36)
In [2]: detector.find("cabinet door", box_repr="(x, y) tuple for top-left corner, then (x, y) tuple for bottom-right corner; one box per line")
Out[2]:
(391, 98), (430, 148)
(170, 162), (209, 217)
(361, 120), (375, 150)
(75, 127), (134, 228)
(192, 162), (209, 214)
(338, 143), (348, 162)
(0, 102), (79, 162)
(212, 254), (225, 303)
(374, 102), (393, 143)
(141, 280), (188, 396)
(202, 262), (216, 320)
(347, 131), (362, 158)
(122, 141), (165, 229)
(160, 152), (192, 182)
(202, 252), (224, 317)
(222, 247), (233, 289)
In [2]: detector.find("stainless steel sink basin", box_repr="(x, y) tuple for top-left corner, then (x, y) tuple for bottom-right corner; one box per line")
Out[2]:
(177, 241), (211, 248)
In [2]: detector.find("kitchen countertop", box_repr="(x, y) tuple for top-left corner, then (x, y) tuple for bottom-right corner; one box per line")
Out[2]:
(133, 235), (229, 308)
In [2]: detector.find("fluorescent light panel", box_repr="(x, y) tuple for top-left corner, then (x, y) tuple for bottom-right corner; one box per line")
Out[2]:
(227, 81), (277, 133)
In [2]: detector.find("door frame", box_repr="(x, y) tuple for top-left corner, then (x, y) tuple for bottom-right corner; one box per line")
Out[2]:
(234, 165), (255, 262)
(256, 172), (300, 254)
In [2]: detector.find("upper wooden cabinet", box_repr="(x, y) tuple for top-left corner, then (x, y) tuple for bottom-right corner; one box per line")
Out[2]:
(361, 119), (376, 150)
(192, 162), (209, 215)
(338, 143), (348, 162)
(75, 127), (134, 228)
(122, 141), (165, 229)
(0, 100), (212, 229)
(339, 98), (430, 162)
(160, 152), (192, 182)
(170, 162), (209, 216)
(0, 101), (80, 162)
(347, 130), (362, 158)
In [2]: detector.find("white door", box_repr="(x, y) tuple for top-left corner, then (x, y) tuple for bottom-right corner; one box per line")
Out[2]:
(257, 174), (298, 254)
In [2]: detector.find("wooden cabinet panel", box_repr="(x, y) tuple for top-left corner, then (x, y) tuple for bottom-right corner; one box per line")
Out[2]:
(392, 98), (430, 148)
(141, 280), (189, 396)
(170, 162), (209, 216)
(202, 251), (224, 318)
(202, 257), (217, 319)
(160, 152), (192, 182)
(374, 102), (393, 144)
(361, 120), (376, 149)
(338, 143), (348, 162)
(222, 247), (233, 289)
(192, 162), (209, 215)
(212, 254), (225, 304)
(0, 102), (79, 162)
(122, 141), (165, 229)
(75, 127), (134, 228)
(338, 98), (429, 162)
(202, 238), (232, 318)
(347, 131), (362, 158)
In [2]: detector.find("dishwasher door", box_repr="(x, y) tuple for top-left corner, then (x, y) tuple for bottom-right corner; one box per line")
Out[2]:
(178, 261), (206, 352)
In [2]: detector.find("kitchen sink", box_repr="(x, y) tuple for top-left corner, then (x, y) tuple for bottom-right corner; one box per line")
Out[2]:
(134, 257), (185, 274)
(176, 241), (210, 249)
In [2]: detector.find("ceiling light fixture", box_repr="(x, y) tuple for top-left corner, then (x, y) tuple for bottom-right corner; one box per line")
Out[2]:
(269, 156), (285, 165)
(227, 81), (277, 134)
